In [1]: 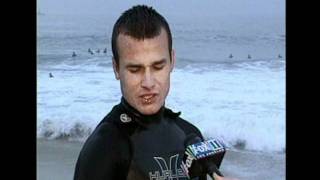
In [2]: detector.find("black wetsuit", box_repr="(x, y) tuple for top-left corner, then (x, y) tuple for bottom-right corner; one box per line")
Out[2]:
(74, 98), (207, 180)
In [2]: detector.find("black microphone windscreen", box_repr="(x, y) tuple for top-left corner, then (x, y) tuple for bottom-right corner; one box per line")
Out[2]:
(181, 135), (226, 178)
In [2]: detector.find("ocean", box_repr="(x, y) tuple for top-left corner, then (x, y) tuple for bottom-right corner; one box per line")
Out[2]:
(37, 2), (285, 155)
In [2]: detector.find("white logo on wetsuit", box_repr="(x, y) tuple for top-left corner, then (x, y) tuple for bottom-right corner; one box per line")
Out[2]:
(120, 113), (132, 123)
(149, 154), (187, 180)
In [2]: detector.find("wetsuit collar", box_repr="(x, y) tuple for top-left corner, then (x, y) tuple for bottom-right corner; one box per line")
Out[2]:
(120, 97), (165, 127)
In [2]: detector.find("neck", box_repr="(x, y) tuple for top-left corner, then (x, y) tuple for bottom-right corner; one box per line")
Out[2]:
(120, 97), (165, 125)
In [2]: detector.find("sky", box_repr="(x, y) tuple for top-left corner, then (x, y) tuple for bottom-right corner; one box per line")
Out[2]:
(37, 0), (285, 18)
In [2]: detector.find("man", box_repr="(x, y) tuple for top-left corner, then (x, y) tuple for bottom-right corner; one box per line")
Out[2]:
(74, 5), (236, 180)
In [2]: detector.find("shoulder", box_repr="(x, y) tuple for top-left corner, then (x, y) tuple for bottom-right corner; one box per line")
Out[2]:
(74, 106), (131, 179)
(164, 107), (204, 140)
(79, 121), (125, 164)
(176, 116), (204, 140)
(77, 105), (131, 167)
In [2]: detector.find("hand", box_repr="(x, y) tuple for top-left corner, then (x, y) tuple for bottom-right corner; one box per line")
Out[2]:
(213, 172), (239, 180)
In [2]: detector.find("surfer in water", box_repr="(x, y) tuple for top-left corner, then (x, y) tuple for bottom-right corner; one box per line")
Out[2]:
(88, 48), (94, 55)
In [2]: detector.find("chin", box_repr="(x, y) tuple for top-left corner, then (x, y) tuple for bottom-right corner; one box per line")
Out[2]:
(138, 105), (161, 115)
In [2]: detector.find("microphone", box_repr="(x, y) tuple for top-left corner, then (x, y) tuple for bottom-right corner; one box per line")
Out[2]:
(181, 134), (226, 179)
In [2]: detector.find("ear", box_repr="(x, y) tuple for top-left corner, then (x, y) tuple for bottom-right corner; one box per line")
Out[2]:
(112, 58), (120, 80)
(170, 49), (176, 72)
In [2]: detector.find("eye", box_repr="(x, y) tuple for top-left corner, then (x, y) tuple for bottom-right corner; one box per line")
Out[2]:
(154, 64), (164, 70)
(128, 67), (140, 73)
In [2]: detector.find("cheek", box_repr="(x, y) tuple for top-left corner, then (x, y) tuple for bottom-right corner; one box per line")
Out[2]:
(157, 72), (171, 92)
(121, 72), (139, 91)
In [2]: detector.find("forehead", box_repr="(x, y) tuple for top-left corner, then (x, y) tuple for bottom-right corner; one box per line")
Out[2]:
(116, 29), (170, 62)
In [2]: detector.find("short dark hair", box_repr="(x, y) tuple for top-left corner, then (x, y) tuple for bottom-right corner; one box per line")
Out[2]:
(111, 5), (172, 64)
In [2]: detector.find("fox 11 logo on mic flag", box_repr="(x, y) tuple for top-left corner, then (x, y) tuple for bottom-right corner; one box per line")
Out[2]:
(189, 139), (225, 159)
(180, 138), (226, 179)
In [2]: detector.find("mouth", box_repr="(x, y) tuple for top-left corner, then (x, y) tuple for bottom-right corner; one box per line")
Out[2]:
(140, 94), (157, 104)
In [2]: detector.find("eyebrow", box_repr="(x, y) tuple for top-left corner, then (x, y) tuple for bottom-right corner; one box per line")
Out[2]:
(125, 58), (167, 68)
(153, 59), (167, 66)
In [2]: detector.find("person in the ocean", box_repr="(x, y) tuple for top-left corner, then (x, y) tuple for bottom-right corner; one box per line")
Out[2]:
(88, 48), (94, 55)
(247, 54), (251, 59)
(72, 51), (77, 57)
(73, 5), (237, 180)
(49, 73), (54, 78)
(103, 48), (107, 53)
(229, 54), (233, 58)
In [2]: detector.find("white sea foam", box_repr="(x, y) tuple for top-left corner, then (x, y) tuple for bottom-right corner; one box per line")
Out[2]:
(37, 59), (285, 153)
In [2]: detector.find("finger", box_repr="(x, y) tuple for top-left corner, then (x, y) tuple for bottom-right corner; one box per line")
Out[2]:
(213, 172), (222, 180)
(213, 172), (239, 180)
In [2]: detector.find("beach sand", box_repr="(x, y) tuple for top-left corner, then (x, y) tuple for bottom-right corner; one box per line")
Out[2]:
(37, 139), (285, 180)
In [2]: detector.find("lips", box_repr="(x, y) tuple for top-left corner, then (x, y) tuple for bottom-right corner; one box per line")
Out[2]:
(141, 94), (154, 99)
(140, 93), (157, 104)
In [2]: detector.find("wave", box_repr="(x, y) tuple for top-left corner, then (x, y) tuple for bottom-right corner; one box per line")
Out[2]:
(37, 63), (285, 153)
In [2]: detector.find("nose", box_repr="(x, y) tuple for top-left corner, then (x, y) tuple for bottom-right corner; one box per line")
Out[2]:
(141, 69), (155, 89)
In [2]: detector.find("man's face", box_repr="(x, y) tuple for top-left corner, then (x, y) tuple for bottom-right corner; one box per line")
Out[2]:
(113, 29), (175, 115)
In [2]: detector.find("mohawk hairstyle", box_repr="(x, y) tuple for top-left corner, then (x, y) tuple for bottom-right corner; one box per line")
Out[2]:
(111, 5), (172, 64)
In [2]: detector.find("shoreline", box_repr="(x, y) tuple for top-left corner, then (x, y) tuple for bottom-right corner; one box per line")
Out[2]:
(37, 139), (285, 180)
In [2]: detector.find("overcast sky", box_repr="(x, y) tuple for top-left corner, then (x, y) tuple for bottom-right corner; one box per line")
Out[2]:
(37, 0), (285, 18)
